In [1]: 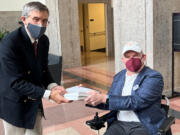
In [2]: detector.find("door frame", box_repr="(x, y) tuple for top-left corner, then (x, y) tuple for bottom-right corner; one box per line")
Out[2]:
(78, 0), (114, 57)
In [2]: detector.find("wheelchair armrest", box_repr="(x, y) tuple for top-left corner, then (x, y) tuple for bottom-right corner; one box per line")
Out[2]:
(85, 104), (95, 108)
(158, 116), (175, 134)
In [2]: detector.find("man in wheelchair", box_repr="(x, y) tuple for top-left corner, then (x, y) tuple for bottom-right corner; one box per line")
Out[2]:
(85, 41), (169, 135)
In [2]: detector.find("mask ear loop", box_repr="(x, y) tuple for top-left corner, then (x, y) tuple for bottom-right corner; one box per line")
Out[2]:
(140, 54), (145, 67)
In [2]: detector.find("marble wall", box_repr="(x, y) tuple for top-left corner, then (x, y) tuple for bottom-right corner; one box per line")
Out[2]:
(46, 0), (82, 69)
(114, 0), (147, 72)
(153, 0), (180, 95)
(153, 0), (172, 95)
(46, 0), (62, 65)
(58, 0), (81, 69)
(0, 11), (21, 32)
(46, 0), (63, 84)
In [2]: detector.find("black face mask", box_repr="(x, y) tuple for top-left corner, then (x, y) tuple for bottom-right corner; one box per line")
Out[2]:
(27, 23), (46, 39)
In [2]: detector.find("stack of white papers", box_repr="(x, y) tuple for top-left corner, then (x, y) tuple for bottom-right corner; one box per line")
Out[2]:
(64, 86), (94, 100)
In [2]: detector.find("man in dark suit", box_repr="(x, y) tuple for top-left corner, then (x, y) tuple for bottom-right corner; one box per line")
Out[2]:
(0, 2), (70, 135)
(85, 41), (167, 135)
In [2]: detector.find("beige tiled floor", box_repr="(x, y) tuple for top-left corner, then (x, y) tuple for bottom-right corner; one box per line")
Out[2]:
(46, 127), (81, 135)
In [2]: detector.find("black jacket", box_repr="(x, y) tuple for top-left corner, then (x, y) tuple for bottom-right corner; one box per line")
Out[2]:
(0, 26), (54, 129)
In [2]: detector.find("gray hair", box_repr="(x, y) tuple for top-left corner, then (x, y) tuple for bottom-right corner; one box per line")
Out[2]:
(22, 1), (49, 17)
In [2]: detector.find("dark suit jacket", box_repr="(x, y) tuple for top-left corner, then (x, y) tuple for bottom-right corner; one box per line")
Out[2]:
(96, 66), (167, 135)
(0, 26), (54, 129)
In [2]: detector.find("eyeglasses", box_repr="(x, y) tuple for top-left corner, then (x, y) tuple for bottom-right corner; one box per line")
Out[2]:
(28, 16), (50, 26)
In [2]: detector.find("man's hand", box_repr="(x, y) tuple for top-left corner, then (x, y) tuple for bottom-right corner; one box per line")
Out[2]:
(51, 85), (67, 95)
(84, 90), (107, 106)
(50, 89), (69, 104)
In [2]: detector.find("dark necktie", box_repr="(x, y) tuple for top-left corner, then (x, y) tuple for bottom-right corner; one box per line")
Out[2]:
(33, 41), (37, 56)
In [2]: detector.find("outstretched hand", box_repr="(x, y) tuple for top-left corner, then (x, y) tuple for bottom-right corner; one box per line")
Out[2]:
(84, 90), (107, 106)
(50, 89), (70, 104)
(51, 85), (67, 95)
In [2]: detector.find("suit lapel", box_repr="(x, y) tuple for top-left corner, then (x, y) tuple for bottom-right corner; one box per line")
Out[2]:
(119, 71), (126, 95)
(20, 26), (41, 73)
(20, 26), (38, 57)
(132, 66), (148, 93)
(110, 70), (126, 96)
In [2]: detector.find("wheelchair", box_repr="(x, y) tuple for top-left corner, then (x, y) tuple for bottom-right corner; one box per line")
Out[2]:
(86, 95), (175, 135)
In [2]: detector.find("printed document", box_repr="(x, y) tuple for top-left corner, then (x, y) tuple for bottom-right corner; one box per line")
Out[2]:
(64, 86), (95, 100)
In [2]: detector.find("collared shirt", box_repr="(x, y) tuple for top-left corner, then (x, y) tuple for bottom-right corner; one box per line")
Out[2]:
(117, 73), (140, 122)
(26, 27), (38, 44)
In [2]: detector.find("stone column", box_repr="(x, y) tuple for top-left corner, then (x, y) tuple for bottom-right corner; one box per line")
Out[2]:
(46, 0), (62, 61)
(46, 0), (63, 84)
(58, 0), (81, 69)
(46, 0), (81, 70)
(46, 0), (81, 83)
(153, 0), (180, 95)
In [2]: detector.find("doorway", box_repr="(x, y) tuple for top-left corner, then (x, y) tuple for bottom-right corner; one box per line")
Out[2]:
(79, 3), (112, 70)
(79, 3), (106, 52)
